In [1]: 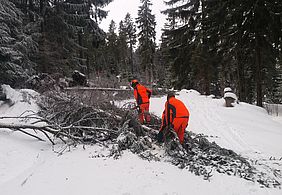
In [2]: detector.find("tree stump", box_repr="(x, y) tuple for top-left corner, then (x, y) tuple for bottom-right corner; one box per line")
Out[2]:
(224, 97), (235, 107)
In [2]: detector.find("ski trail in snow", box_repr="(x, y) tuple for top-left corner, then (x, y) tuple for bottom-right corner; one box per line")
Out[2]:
(0, 131), (51, 185)
(0, 136), (63, 190)
(0, 88), (52, 187)
(21, 173), (34, 186)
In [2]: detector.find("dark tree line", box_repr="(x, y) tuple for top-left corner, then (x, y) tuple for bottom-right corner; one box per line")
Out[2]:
(0, 0), (158, 88)
(1, 0), (281, 105)
(91, 13), (137, 80)
(0, 0), (112, 87)
(96, 0), (157, 84)
(161, 0), (282, 105)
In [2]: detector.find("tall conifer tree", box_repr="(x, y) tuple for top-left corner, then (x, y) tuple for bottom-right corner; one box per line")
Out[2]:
(117, 21), (130, 75)
(106, 20), (119, 74)
(0, 0), (37, 87)
(136, 0), (156, 82)
(123, 13), (137, 75)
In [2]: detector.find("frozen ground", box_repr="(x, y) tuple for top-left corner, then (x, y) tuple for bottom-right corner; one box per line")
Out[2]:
(0, 88), (282, 195)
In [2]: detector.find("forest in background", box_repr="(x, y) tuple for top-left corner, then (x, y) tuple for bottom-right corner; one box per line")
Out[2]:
(0, 0), (281, 106)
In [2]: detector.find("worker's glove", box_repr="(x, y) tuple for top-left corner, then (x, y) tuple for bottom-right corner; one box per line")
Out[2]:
(138, 106), (142, 114)
(132, 105), (139, 110)
(133, 105), (140, 113)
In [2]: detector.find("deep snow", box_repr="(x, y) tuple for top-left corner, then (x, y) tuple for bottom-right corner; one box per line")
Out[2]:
(0, 88), (282, 195)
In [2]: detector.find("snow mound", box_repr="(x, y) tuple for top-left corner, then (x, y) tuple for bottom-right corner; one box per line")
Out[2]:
(0, 85), (39, 124)
(224, 87), (232, 93)
(179, 89), (201, 95)
(2, 85), (20, 100)
(224, 92), (237, 100)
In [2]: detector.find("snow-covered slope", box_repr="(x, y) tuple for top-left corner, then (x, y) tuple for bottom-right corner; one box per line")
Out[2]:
(150, 90), (282, 157)
(0, 89), (282, 195)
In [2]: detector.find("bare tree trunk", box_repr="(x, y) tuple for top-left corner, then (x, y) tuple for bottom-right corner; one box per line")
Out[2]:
(201, 0), (210, 95)
(255, 35), (263, 107)
(150, 63), (153, 84)
(236, 49), (246, 102)
(130, 43), (134, 75)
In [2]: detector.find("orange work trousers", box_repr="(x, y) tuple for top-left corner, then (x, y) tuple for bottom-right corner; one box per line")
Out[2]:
(139, 103), (150, 124)
(172, 117), (189, 144)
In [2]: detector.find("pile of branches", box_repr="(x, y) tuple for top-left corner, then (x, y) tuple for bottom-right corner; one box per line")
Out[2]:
(36, 91), (161, 145)
(170, 131), (281, 187)
(36, 91), (123, 144)
(110, 124), (281, 188)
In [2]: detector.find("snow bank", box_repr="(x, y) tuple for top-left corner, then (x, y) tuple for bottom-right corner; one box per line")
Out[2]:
(0, 85), (40, 125)
(224, 91), (237, 100)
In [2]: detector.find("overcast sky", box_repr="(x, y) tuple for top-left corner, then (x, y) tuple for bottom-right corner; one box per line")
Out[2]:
(100, 0), (167, 44)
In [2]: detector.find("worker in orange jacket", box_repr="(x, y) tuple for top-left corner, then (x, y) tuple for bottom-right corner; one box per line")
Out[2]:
(158, 92), (189, 144)
(131, 79), (152, 124)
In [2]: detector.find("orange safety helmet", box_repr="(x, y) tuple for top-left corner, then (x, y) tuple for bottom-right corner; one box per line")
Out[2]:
(131, 79), (139, 88)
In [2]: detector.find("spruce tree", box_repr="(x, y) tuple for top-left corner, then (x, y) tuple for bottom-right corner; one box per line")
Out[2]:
(117, 21), (130, 77)
(136, 0), (156, 83)
(106, 20), (119, 74)
(162, 0), (210, 92)
(10, 0), (112, 77)
(0, 0), (37, 87)
(123, 13), (137, 76)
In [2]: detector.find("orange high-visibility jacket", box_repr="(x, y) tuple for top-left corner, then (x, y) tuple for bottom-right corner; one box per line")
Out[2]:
(160, 97), (189, 129)
(134, 84), (152, 105)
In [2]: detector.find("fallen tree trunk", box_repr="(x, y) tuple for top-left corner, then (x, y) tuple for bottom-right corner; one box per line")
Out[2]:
(0, 122), (51, 130)
(0, 121), (119, 145)
(64, 87), (132, 92)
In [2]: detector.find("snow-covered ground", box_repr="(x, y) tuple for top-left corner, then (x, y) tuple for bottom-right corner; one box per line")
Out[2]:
(0, 88), (282, 195)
